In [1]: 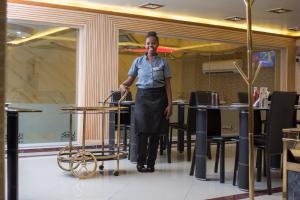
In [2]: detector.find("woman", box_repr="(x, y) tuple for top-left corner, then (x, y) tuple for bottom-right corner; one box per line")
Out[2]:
(120, 31), (172, 173)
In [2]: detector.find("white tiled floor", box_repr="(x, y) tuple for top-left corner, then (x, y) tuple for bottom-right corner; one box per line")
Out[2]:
(12, 145), (282, 200)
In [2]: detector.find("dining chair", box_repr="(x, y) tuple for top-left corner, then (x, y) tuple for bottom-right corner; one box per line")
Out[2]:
(188, 91), (239, 183)
(111, 90), (132, 151)
(254, 91), (298, 194)
(168, 91), (218, 162)
(168, 91), (197, 162)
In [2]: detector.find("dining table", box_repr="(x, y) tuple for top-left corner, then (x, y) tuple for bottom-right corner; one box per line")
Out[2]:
(192, 104), (300, 191)
(191, 104), (268, 191)
(5, 106), (42, 200)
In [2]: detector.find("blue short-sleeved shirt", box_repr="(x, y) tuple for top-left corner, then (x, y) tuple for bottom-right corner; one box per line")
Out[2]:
(128, 55), (171, 88)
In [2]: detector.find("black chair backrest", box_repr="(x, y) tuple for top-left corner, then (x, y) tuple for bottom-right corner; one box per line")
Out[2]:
(293, 94), (300, 127)
(238, 91), (262, 134)
(111, 91), (132, 102)
(266, 91), (298, 154)
(187, 91), (221, 136)
(111, 91), (132, 125)
(186, 92), (197, 133)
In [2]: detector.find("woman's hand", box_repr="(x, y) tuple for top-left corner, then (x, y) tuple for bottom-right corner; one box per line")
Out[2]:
(119, 84), (129, 92)
(119, 76), (135, 93)
(164, 104), (172, 119)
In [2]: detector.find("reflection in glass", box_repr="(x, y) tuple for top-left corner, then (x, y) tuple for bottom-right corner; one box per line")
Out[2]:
(118, 31), (277, 103)
(118, 30), (277, 134)
(5, 20), (78, 145)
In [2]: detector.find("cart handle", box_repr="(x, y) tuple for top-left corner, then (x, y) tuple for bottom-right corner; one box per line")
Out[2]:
(102, 90), (129, 105)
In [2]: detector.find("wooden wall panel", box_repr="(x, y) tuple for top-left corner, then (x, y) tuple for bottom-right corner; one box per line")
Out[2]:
(7, 2), (296, 144)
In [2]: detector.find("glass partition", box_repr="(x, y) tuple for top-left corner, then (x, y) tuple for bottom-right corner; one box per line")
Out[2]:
(119, 30), (278, 102)
(5, 20), (78, 145)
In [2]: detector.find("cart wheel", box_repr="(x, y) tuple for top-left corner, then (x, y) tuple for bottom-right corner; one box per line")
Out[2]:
(57, 146), (80, 171)
(71, 151), (97, 179)
(99, 165), (104, 170)
(113, 170), (119, 176)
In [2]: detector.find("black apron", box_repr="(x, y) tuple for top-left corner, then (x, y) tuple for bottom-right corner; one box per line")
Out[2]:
(134, 87), (169, 135)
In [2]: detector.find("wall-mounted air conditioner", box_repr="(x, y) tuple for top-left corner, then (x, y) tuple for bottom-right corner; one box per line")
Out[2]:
(202, 59), (242, 74)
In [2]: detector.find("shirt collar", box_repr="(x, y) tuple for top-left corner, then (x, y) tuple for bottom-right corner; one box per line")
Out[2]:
(144, 53), (158, 60)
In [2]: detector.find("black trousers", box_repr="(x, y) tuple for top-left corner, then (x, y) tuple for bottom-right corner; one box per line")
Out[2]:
(136, 133), (160, 167)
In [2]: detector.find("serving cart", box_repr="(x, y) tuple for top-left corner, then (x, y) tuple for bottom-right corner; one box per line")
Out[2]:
(57, 91), (128, 178)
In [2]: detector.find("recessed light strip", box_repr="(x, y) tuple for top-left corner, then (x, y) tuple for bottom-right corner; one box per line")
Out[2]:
(21, 0), (300, 37)
(224, 16), (246, 22)
(7, 27), (69, 45)
(118, 42), (222, 52)
(139, 3), (164, 10)
(288, 27), (300, 32)
(267, 8), (292, 14)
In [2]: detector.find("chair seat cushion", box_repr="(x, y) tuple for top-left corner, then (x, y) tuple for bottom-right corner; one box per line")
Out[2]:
(254, 134), (266, 147)
(209, 134), (239, 142)
(169, 122), (187, 130)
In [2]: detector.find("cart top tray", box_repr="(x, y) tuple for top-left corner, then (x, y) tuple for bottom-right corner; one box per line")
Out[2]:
(61, 106), (128, 112)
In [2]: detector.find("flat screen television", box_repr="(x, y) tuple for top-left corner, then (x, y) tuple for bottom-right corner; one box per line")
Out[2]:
(253, 50), (275, 67)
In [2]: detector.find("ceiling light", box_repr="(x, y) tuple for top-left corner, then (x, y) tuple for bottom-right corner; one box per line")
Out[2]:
(224, 16), (246, 22)
(7, 24), (35, 41)
(138, 3), (164, 10)
(267, 8), (292, 14)
(288, 27), (300, 32)
(118, 42), (144, 47)
(123, 47), (176, 53)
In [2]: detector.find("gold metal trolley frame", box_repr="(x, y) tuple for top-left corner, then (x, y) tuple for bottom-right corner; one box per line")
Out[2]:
(57, 91), (129, 178)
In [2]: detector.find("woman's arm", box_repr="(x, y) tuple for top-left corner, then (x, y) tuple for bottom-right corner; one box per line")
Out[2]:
(120, 76), (136, 91)
(164, 78), (173, 119)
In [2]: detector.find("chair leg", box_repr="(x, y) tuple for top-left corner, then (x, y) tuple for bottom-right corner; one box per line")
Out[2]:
(214, 142), (220, 173)
(266, 153), (272, 195)
(187, 130), (191, 161)
(190, 147), (196, 176)
(233, 141), (239, 186)
(220, 140), (225, 183)
(167, 128), (173, 164)
(159, 136), (164, 155)
(263, 151), (267, 177)
(207, 142), (212, 160)
(128, 141), (131, 160)
(165, 133), (171, 164)
(127, 126), (130, 160)
(163, 135), (167, 150)
(256, 148), (262, 182)
(123, 128), (127, 151)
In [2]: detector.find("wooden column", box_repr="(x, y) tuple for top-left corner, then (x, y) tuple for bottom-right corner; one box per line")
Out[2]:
(0, 0), (6, 199)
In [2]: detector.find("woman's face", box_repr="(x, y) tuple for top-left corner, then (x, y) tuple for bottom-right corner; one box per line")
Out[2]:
(145, 36), (159, 55)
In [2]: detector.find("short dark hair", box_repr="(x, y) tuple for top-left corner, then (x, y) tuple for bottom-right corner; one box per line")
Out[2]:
(146, 31), (159, 44)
